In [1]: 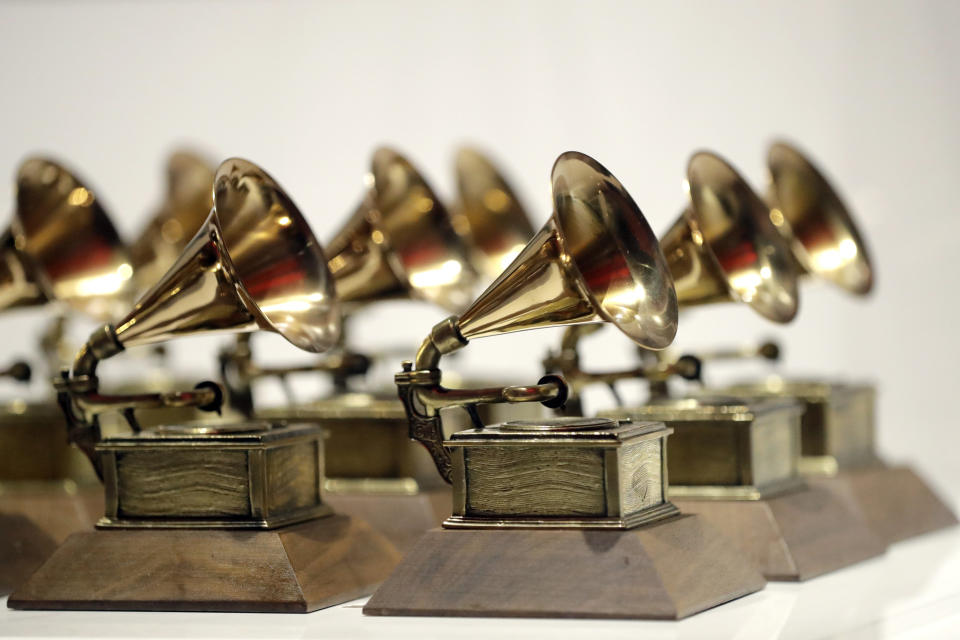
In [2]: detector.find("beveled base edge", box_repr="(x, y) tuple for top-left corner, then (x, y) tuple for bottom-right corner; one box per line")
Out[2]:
(95, 504), (333, 530)
(674, 483), (886, 581)
(9, 514), (401, 613)
(668, 477), (806, 501)
(443, 502), (681, 530)
(810, 464), (958, 544)
(364, 514), (765, 620)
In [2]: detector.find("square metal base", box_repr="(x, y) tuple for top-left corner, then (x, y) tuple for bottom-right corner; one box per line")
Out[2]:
(363, 514), (765, 620)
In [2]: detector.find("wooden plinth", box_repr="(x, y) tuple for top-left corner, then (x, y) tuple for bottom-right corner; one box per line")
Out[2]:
(0, 485), (102, 595)
(326, 488), (450, 553)
(673, 484), (885, 581)
(809, 464), (957, 545)
(8, 515), (401, 612)
(363, 514), (765, 620)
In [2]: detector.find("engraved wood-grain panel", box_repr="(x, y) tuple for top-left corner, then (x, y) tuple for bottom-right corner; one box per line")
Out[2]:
(266, 442), (321, 515)
(116, 450), (250, 518)
(465, 446), (604, 517)
(619, 439), (663, 515)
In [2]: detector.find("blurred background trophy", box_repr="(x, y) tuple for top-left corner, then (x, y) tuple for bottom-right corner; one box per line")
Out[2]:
(701, 142), (957, 544)
(218, 147), (539, 550)
(550, 150), (885, 580)
(9, 158), (398, 612)
(0, 157), (134, 594)
(364, 151), (765, 620)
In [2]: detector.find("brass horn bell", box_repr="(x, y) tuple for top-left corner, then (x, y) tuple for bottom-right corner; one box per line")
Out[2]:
(451, 147), (535, 281)
(4, 157), (134, 320)
(766, 141), (874, 295)
(129, 151), (216, 293)
(326, 147), (478, 312)
(660, 150), (800, 323)
(59, 157), (340, 472)
(398, 151), (679, 480)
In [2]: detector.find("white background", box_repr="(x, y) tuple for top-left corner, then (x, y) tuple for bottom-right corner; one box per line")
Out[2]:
(0, 0), (957, 507)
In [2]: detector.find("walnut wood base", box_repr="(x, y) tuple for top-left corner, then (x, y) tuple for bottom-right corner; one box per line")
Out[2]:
(363, 514), (765, 620)
(325, 488), (450, 553)
(8, 515), (401, 612)
(673, 484), (885, 581)
(809, 464), (957, 545)
(0, 484), (102, 595)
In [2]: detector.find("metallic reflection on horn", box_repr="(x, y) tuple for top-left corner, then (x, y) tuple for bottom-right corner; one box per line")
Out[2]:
(395, 151), (678, 481)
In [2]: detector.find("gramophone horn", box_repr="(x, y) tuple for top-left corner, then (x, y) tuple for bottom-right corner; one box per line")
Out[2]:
(766, 141), (874, 295)
(453, 151), (678, 350)
(451, 147), (535, 280)
(325, 147), (477, 312)
(109, 157), (340, 352)
(13, 157), (134, 320)
(129, 151), (216, 292)
(660, 151), (799, 323)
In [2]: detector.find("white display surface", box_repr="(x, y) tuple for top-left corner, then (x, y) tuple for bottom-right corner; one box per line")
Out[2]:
(1, 527), (958, 639)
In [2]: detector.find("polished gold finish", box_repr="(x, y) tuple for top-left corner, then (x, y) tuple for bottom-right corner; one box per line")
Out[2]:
(129, 151), (216, 292)
(445, 418), (677, 529)
(327, 147), (477, 312)
(12, 157), (134, 320)
(451, 148), (535, 280)
(545, 151), (799, 402)
(397, 151), (678, 491)
(57, 157), (340, 478)
(766, 141), (873, 295)
(602, 397), (805, 500)
(662, 151), (799, 322)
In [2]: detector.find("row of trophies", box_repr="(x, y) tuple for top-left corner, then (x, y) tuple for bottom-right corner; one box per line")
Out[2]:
(0, 143), (955, 618)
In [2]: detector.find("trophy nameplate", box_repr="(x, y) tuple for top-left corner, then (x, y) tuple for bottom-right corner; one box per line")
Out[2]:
(602, 397), (885, 580)
(719, 380), (878, 475)
(602, 398), (804, 500)
(445, 418), (677, 529)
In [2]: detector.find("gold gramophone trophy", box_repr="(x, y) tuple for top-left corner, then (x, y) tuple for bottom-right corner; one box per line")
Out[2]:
(551, 151), (884, 580)
(363, 151), (764, 620)
(9, 158), (399, 612)
(708, 141), (956, 543)
(222, 147), (494, 551)
(0, 157), (134, 594)
(129, 150), (215, 292)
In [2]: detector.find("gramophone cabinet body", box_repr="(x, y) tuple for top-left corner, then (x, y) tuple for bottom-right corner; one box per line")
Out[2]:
(602, 398), (804, 499)
(96, 422), (329, 528)
(445, 419), (678, 528)
(718, 380), (877, 475)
